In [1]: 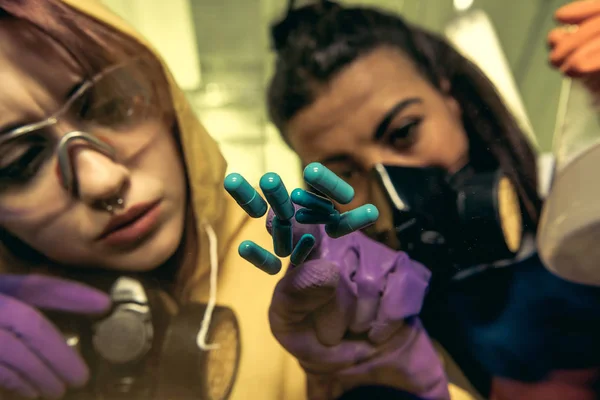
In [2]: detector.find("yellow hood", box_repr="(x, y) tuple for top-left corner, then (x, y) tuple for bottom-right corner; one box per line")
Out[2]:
(61, 0), (248, 297)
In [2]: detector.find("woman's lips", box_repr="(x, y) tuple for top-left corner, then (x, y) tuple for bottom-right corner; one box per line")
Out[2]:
(98, 200), (162, 247)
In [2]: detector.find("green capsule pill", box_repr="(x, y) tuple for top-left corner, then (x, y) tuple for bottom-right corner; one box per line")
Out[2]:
(295, 208), (340, 225)
(260, 172), (295, 221)
(325, 204), (379, 238)
(303, 162), (355, 204)
(291, 188), (335, 214)
(272, 217), (293, 257)
(290, 234), (316, 265)
(238, 240), (282, 275)
(224, 173), (268, 218)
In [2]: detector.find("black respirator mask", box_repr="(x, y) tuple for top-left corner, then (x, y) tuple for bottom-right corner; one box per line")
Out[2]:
(371, 163), (524, 273)
(47, 274), (240, 400)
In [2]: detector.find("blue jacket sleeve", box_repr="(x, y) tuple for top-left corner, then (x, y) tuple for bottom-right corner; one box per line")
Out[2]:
(433, 253), (600, 382)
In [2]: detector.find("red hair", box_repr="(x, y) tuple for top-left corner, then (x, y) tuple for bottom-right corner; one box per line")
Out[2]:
(0, 0), (181, 280)
(1, 0), (141, 74)
(0, 0), (172, 109)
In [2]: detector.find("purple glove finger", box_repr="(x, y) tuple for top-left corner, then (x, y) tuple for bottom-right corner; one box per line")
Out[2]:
(369, 254), (431, 344)
(0, 293), (90, 388)
(0, 364), (38, 399)
(269, 260), (372, 363)
(311, 300), (349, 346)
(0, 329), (65, 399)
(270, 259), (340, 319)
(341, 234), (396, 333)
(0, 274), (110, 314)
(300, 260), (354, 346)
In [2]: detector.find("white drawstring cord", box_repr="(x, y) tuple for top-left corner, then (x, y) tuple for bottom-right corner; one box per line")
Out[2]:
(196, 222), (220, 350)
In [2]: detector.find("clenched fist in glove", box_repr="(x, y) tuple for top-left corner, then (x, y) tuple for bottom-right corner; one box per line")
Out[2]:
(266, 210), (450, 400)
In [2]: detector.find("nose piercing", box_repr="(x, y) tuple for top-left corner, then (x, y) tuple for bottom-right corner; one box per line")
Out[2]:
(101, 197), (124, 213)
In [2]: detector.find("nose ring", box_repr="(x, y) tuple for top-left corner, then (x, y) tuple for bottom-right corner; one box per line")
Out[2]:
(101, 197), (124, 214)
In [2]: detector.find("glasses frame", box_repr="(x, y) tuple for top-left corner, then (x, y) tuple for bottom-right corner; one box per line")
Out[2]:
(0, 56), (148, 146)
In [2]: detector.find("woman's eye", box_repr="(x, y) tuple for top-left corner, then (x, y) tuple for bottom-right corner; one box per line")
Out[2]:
(386, 119), (421, 150)
(335, 170), (352, 179)
(81, 97), (144, 129)
(0, 145), (47, 183)
(326, 165), (359, 181)
(0, 134), (51, 185)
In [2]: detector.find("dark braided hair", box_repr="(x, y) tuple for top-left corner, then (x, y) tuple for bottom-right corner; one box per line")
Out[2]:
(267, 0), (542, 228)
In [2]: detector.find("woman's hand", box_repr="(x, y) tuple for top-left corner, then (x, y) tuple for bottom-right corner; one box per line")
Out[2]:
(266, 211), (450, 400)
(0, 274), (110, 399)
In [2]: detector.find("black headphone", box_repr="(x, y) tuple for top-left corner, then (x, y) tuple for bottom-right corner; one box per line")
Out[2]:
(47, 274), (241, 400)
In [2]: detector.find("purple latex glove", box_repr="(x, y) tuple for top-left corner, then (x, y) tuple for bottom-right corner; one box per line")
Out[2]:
(267, 209), (449, 400)
(0, 274), (110, 399)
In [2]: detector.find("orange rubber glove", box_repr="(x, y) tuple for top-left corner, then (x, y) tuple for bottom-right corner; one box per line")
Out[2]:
(549, 0), (600, 84)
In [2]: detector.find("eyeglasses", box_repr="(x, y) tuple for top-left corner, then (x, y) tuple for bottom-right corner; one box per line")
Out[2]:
(0, 56), (166, 189)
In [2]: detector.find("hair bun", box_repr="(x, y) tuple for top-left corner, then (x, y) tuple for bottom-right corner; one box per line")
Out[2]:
(270, 0), (340, 52)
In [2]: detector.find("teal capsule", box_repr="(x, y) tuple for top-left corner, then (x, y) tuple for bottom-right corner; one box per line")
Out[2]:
(259, 172), (295, 221)
(303, 162), (355, 205)
(325, 204), (380, 238)
(291, 188), (335, 214)
(272, 217), (293, 257)
(295, 208), (341, 225)
(290, 234), (316, 265)
(224, 173), (268, 218)
(238, 240), (282, 275)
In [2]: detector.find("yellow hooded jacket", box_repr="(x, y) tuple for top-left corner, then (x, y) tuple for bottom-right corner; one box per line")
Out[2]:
(52, 1), (479, 399)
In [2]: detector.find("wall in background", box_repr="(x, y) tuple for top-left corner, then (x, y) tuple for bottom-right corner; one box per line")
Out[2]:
(102, 0), (570, 193)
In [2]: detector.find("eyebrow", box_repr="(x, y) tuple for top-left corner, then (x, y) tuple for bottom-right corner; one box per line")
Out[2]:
(0, 81), (86, 137)
(374, 97), (422, 140)
(317, 97), (422, 165)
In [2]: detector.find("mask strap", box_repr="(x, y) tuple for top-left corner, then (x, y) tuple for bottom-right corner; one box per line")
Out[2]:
(196, 222), (220, 351)
(537, 153), (556, 199)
